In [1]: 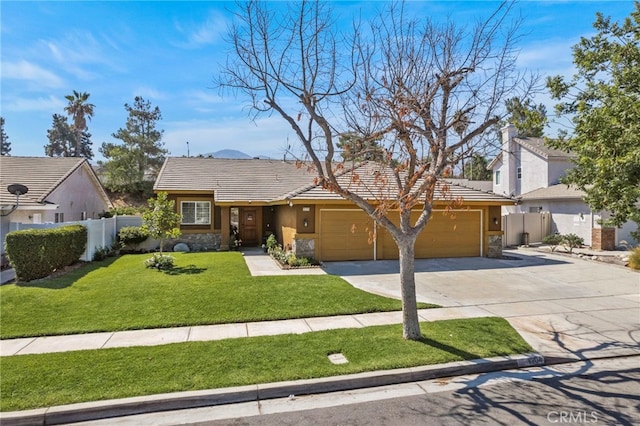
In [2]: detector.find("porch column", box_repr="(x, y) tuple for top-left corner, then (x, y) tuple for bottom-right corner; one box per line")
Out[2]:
(220, 206), (230, 250)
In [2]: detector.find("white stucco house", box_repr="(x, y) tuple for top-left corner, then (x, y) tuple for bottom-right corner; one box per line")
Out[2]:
(489, 124), (636, 248)
(0, 156), (113, 256)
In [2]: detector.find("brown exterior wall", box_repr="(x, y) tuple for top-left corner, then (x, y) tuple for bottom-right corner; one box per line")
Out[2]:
(166, 192), (216, 234)
(296, 205), (316, 233)
(274, 204), (297, 250)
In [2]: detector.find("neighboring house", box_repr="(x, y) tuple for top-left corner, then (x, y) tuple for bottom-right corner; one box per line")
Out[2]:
(489, 124), (636, 248)
(0, 156), (113, 254)
(154, 157), (513, 261)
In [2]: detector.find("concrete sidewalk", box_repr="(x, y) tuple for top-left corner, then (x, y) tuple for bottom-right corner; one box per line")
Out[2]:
(0, 307), (491, 357)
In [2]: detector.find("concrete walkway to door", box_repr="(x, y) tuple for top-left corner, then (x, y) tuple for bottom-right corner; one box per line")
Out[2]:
(323, 248), (640, 361)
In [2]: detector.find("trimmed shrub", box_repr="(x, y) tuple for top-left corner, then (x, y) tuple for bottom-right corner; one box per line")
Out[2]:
(118, 226), (149, 251)
(5, 225), (87, 282)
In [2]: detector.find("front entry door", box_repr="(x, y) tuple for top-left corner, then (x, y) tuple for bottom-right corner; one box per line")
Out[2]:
(240, 208), (258, 246)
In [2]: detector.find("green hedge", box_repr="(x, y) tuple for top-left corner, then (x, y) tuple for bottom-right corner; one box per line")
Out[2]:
(4, 225), (87, 282)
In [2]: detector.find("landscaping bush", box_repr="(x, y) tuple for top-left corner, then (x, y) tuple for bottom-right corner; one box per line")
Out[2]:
(144, 253), (175, 270)
(118, 226), (149, 252)
(562, 233), (584, 253)
(628, 247), (640, 270)
(100, 206), (144, 218)
(542, 234), (563, 252)
(543, 233), (584, 254)
(5, 225), (86, 282)
(266, 234), (278, 251)
(268, 244), (288, 264)
(92, 245), (118, 261)
(268, 243), (317, 268)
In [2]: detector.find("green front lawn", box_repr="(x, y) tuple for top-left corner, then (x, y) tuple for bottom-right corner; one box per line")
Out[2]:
(0, 252), (435, 339)
(0, 317), (532, 412)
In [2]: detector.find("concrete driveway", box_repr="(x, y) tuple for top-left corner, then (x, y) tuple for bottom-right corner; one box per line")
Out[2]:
(324, 248), (640, 360)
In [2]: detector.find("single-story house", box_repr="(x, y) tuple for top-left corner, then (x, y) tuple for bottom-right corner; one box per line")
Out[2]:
(154, 157), (513, 261)
(1, 156), (113, 255)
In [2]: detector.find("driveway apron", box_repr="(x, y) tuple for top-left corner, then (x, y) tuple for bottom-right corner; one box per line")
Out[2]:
(324, 248), (640, 360)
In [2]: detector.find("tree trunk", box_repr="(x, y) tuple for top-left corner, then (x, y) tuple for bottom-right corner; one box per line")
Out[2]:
(398, 237), (422, 340)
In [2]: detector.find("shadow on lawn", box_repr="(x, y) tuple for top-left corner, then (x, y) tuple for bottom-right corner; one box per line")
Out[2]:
(164, 265), (207, 275)
(418, 336), (483, 361)
(16, 257), (119, 290)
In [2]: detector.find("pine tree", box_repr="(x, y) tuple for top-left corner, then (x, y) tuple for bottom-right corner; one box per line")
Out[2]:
(44, 114), (93, 159)
(100, 97), (167, 193)
(0, 117), (11, 156)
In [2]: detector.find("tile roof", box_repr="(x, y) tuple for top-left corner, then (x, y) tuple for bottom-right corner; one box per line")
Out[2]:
(288, 162), (511, 203)
(520, 184), (585, 200)
(0, 156), (89, 207)
(156, 157), (512, 205)
(514, 137), (573, 160)
(154, 157), (318, 203)
(487, 137), (573, 170)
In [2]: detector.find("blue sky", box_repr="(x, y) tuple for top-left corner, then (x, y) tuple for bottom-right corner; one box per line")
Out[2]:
(1, 1), (632, 162)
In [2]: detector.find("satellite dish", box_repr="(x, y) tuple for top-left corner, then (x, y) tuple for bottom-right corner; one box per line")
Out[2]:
(7, 184), (28, 196)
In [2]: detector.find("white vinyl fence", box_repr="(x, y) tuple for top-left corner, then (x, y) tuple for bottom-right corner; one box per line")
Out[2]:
(502, 212), (552, 247)
(8, 216), (143, 261)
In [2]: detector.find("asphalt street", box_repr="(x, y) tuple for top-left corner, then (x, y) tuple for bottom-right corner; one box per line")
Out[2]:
(73, 356), (640, 425)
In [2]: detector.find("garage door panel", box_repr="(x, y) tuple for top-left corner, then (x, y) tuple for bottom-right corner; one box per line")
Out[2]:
(320, 211), (374, 261)
(382, 210), (481, 259)
(416, 211), (481, 258)
(321, 209), (481, 261)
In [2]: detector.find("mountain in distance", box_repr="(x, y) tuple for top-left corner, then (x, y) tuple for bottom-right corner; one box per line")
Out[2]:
(200, 149), (271, 159)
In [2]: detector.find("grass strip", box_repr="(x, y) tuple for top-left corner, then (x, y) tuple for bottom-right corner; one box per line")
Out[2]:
(0, 252), (435, 339)
(0, 317), (531, 412)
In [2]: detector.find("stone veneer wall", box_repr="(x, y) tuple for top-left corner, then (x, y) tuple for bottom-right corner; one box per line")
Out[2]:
(487, 235), (503, 258)
(167, 233), (221, 252)
(293, 238), (315, 259)
(592, 228), (615, 251)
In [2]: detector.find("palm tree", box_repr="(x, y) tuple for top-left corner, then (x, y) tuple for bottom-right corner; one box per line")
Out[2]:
(64, 91), (95, 156)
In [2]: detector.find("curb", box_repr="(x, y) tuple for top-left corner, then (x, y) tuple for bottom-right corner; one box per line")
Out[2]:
(0, 353), (548, 426)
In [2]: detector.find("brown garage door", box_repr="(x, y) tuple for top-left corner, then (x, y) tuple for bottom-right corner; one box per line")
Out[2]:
(381, 210), (482, 259)
(320, 210), (374, 261)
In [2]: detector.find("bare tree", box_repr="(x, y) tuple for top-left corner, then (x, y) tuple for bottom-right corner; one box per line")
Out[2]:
(219, 0), (536, 340)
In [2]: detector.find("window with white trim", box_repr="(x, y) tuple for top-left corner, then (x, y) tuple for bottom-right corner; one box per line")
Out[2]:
(494, 170), (501, 185)
(181, 201), (211, 225)
(517, 167), (522, 179)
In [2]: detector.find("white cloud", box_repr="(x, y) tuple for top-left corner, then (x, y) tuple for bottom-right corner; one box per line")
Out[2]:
(41, 31), (124, 80)
(2, 95), (65, 112)
(188, 90), (226, 105)
(133, 87), (167, 101)
(2, 60), (64, 88)
(517, 38), (577, 77)
(175, 10), (228, 48)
